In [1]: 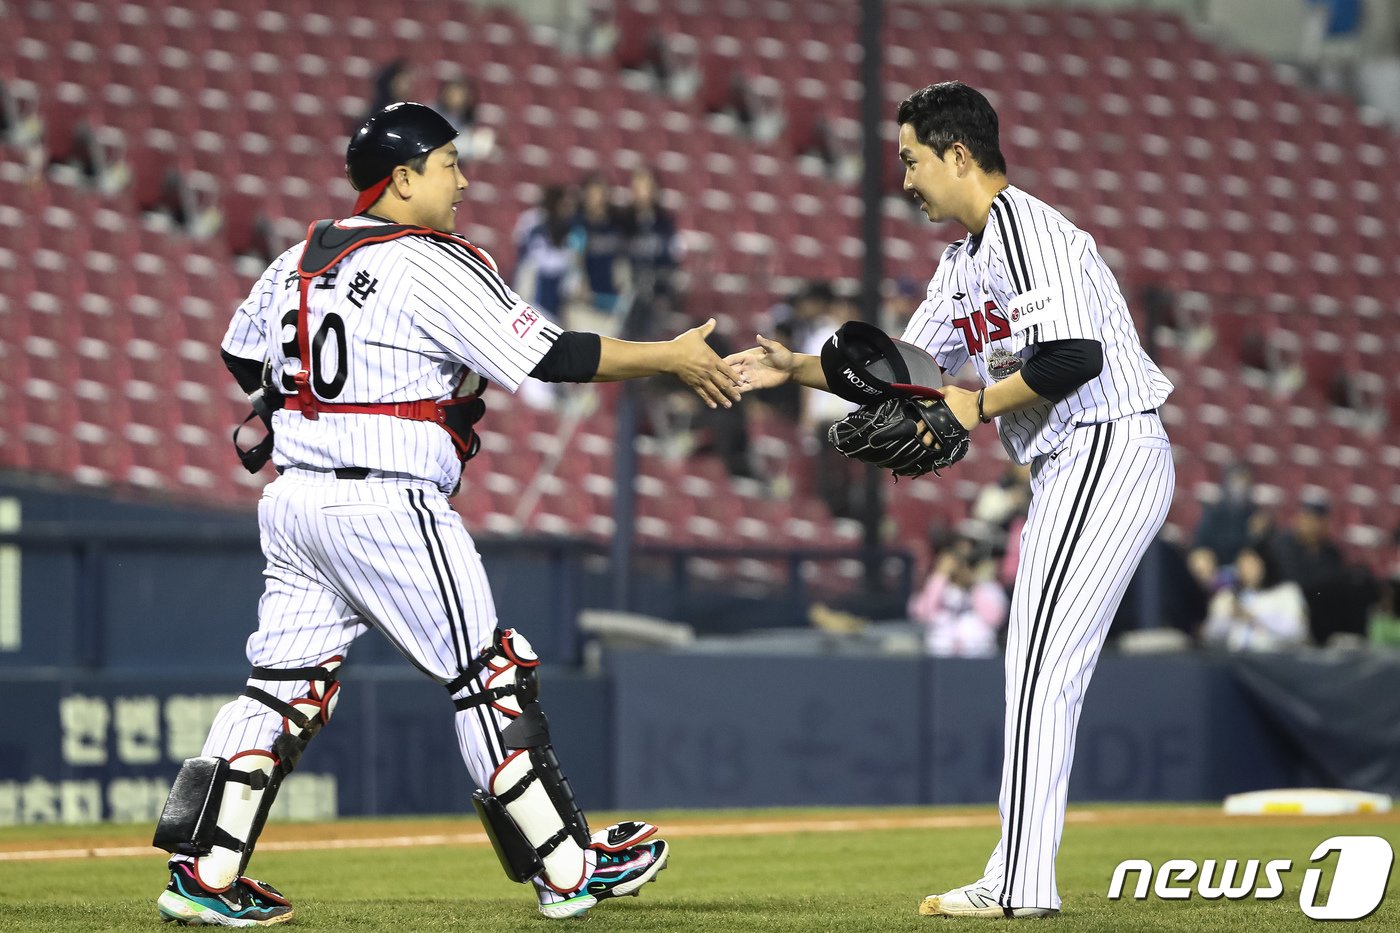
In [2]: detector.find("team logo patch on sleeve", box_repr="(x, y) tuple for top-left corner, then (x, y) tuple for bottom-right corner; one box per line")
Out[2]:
(987, 348), (1024, 381)
(509, 303), (544, 340)
(1005, 287), (1062, 333)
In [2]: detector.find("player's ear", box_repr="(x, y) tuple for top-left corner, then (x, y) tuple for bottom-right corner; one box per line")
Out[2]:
(391, 164), (413, 199)
(952, 142), (971, 177)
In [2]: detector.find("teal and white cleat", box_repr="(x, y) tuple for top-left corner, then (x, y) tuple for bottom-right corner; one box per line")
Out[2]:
(157, 862), (294, 926)
(536, 836), (670, 919)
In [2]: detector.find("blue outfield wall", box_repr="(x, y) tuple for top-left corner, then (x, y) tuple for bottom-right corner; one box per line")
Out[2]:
(0, 481), (1311, 827)
(0, 666), (610, 826)
(606, 651), (1302, 810)
(0, 649), (1302, 827)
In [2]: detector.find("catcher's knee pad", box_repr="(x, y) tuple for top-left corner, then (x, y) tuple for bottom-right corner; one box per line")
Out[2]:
(450, 629), (591, 892)
(153, 657), (342, 890)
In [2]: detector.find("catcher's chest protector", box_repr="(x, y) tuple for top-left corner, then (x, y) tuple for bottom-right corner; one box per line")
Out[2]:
(286, 220), (488, 460)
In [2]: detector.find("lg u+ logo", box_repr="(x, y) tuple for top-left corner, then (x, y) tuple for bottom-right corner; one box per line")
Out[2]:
(1108, 835), (1393, 920)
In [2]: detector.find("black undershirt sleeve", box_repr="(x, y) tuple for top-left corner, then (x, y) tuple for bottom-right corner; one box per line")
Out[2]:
(529, 331), (603, 383)
(1020, 338), (1103, 401)
(221, 350), (265, 394)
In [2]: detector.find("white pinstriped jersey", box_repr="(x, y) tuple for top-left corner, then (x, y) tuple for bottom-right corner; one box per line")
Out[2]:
(222, 216), (561, 491)
(901, 186), (1172, 464)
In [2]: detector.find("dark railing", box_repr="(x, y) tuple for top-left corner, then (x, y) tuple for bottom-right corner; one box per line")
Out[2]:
(0, 524), (916, 668)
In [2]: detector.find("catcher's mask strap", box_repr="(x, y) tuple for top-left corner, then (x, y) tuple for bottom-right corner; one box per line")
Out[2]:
(820, 320), (945, 404)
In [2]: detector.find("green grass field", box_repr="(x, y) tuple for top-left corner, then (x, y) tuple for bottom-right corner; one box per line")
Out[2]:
(1, 805), (1396, 932)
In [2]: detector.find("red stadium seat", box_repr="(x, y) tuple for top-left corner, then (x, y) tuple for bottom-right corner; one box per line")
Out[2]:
(4, 0), (1397, 577)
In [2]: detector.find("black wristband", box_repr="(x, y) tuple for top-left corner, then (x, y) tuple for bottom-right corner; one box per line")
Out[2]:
(977, 388), (991, 424)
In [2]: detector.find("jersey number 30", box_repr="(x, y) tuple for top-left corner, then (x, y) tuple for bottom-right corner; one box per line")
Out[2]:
(280, 308), (348, 397)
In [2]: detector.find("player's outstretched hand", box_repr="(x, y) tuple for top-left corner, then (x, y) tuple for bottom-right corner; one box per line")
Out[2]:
(670, 318), (743, 409)
(724, 335), (794, 393)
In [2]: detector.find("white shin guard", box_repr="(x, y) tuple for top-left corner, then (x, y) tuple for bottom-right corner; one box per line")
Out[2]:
(153, 658), (341, 890)
(457, 629), (592, 893)
(193, 750), (278, 890)
(487, 749), (589, 893)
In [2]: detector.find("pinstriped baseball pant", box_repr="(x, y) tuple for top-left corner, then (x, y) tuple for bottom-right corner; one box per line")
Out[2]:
(979, 413), (1174, 910)
(197, 470), (514, 844)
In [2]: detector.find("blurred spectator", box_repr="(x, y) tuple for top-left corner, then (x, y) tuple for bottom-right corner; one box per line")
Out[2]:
(762, 280), (835, 422)
(769, 279), (836, 350)
(972, 462), (1032, 591)
(1388, 523), (1400, 582)
(1302, 0), (1366, 92)
(1369, 578), (1400, 649)
(908, 536), (1009, 657)
(1191, 462), (1261, 566)
(634, 321), (754, 479)
(570, 172), (630, 335)
(688, 325), (755, 479)
(972, 462), (1031, 532)
(999, 514), (1025, 592)
(1109, 537), (1210, 637)
(1138, 282), (1174, 357)
(512, 184), (582, 321)
(437, 75), (496, 163)
(619, 167), (682, 339)
(366, 59), (415, 121)
(1239, 330), (1269, 374)
(1261, 490), (1371, 644)
(881, 276), (923, 335)
(1200, 547), (1309, 651)
(511, 184), (582, 409)
(799, 292), (861, 519)
(1264, 491), (1342, 586)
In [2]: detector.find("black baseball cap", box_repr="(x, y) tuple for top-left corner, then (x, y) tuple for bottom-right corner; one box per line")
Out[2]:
(346, 102), (458, 213)
(820, 320), (944, 404)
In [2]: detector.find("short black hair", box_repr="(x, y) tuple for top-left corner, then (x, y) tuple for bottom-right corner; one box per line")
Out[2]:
(896, 82), (1007, 175)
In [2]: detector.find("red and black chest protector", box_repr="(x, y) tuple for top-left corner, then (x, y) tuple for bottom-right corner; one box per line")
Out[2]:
(291, 219), (489, 462)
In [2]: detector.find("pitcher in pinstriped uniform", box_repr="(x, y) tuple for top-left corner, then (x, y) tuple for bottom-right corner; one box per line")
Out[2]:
(728, 81), (1174, 919)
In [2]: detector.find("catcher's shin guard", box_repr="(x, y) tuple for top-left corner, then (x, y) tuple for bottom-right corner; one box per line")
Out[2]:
(452, 629), (592, 892)
(153, 658), (341, 890)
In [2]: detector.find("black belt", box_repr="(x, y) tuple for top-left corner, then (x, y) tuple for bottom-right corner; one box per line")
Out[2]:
(1139, 408), (1157, 415)
(334, 467), (371, 480)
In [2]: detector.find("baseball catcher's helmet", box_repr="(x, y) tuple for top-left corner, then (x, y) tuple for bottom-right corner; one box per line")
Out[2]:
(820, 320), (944, 404)
(346, 102), (458, 211)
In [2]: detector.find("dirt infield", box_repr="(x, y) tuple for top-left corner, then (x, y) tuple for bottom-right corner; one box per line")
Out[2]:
(3, 805), (1395, 861)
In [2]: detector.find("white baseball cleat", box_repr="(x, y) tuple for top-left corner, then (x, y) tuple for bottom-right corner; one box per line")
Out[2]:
(918, 880), (1058, 919)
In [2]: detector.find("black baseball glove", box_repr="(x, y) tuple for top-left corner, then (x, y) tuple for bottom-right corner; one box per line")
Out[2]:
(828, 396), (970, 477)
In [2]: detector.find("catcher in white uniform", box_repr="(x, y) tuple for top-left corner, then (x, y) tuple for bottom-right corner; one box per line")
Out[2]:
(150, 102), (743, 926)
(729, 81), (1174, 919)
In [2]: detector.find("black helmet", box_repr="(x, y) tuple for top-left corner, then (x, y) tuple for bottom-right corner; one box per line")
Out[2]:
(345, 102), (458, 204)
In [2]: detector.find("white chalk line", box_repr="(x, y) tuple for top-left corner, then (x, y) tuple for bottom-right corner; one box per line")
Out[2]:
(0, 811), (1110, 862)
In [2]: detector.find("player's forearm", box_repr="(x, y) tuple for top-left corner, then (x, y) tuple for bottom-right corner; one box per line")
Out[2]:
(788, 353), (829, 391)
(592, 335), (681, 381)
(977, 373), (1046, 420)
(596, 332), (716, 381)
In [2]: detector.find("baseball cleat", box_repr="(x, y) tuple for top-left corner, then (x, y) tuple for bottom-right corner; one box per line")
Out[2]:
(157, 862), (294, 926)
(589, 838), (669, 901)
(536, 889), (598, 920)
(918, 880), (1058, 919)
(536, 839), (670, 919)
